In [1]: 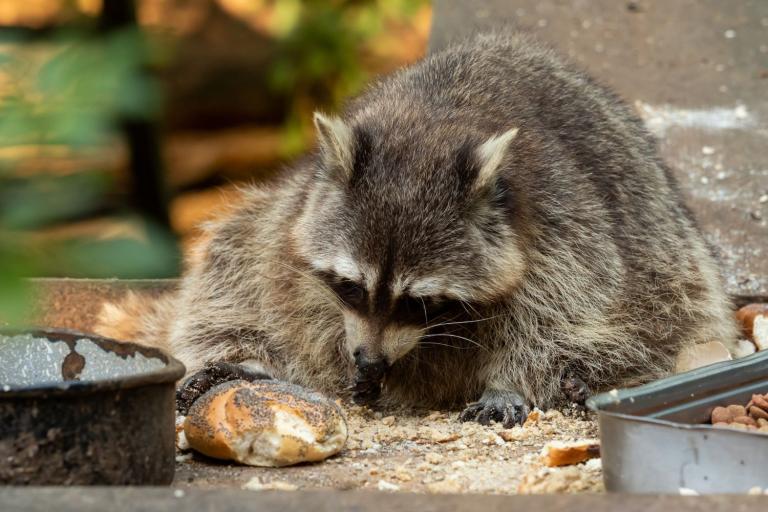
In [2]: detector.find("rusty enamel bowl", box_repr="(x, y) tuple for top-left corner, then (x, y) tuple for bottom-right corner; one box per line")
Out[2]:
(0, 328), (185, 485)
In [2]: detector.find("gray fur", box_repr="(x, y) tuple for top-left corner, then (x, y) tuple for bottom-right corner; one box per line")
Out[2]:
(101, 32), (737, 410)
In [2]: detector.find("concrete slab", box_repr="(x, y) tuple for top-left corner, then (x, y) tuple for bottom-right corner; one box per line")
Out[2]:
(430, 0), (768, 296)
(1, 488), (767, 512)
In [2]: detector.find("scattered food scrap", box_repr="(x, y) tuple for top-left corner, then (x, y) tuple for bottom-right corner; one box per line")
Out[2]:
(675, 340), (732, 372)
(518, 458), (603, 494)
(174, 403), (602, 494)
(243, 477), (299, 491)
(175, 415), (189, 451)
(541, 440), (600, 467)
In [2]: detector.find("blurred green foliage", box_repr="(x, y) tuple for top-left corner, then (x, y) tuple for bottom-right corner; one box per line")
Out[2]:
(266, 0), (428, 155)
(0, 26), (178, 326)
(0, 30), (160, 147)
(0, 0), (427, 326)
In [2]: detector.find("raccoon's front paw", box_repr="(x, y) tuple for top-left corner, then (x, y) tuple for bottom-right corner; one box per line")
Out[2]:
(176, 361), (272, 415)
(459, 389), (530, 428)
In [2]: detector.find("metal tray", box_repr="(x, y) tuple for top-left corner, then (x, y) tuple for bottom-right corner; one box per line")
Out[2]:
(587, 349), (768, 494)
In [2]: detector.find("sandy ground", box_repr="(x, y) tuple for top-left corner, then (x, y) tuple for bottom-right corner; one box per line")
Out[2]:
(174, 404), (602, 494)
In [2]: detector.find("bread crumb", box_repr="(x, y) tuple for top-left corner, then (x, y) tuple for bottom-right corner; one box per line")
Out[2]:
(427, 478), (464, 494)
(377, 480), (400, 491)
(426, 452), (444, 464)
(499, 426), (527, 442)
(523, 409), (542, 426)
(243, 477), (298, 491)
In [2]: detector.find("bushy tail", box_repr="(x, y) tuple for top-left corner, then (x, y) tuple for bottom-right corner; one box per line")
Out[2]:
(93, 290), (177, 355)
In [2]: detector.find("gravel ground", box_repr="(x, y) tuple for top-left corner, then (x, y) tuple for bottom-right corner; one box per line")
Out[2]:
(174, 404), (602, 494)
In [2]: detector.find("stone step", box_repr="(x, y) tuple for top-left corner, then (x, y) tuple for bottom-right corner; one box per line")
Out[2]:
(1, 488), (766, 512)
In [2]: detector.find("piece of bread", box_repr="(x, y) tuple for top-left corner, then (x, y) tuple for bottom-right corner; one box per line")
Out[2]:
(542, 440), (600, 467)
(184, 379), (347, 467)
(735, 304), (768, 350)
(754, 315), (768, 351)
(674, 341), (732, 373)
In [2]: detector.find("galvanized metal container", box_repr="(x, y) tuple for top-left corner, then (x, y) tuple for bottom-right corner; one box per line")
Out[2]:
(587, 350), (768, 494)
(0, 328), (185, 485)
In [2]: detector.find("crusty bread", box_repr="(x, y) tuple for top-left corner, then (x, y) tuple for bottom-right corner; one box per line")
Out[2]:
(184, 379), (347, 467)
(542, 440), (600, 467)
(736, 304), (768, 341)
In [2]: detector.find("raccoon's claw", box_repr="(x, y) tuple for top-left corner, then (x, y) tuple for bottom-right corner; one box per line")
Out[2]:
(459, 402), (485, 422)
(176, 361), (272, 415)
(560, 372), (591, 406)
(459, 389), (530, 428)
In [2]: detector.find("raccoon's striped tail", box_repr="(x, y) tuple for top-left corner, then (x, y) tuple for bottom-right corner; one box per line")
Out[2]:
(93, 290), (177, 356)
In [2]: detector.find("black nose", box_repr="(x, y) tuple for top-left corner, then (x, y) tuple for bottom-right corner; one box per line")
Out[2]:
(354, 350), (388, 381)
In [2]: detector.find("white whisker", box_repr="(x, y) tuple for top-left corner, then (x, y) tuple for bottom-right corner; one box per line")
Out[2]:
(458, 299), (482, 317)
(418, 341), (474, 351)
(428, 314), (500, 330)
(420, 332), (490, 353)
(418, 296), (428, 325)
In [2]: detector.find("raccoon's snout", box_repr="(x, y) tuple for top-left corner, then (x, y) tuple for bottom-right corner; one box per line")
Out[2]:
(353, 348), (390, 381)
(350, 348), (390, 405)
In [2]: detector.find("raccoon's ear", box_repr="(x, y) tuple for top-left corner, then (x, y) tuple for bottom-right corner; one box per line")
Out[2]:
(472, 127), (519, 192)
(313, 111), (354, 181)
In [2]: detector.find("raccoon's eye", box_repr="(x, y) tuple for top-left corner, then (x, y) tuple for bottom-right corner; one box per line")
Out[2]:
(393, 295), (451, 325)
(395, 295), (426, 323)
(315, 270), (367, 309)
(421, 296), (454, 320)
(332, 279), (367, 308)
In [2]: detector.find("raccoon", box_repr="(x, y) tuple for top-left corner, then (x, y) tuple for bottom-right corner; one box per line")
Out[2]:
(98, 32), (737, 426)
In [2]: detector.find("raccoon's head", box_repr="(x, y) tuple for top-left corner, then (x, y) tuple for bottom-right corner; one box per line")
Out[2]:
(292, 110), (526, 379)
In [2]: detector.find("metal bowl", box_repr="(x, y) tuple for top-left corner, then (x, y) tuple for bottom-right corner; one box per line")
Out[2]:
(587, 350), (768, 494)
(0, 328), (185, 485)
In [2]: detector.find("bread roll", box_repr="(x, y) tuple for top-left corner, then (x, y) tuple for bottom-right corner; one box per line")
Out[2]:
(184, 379), (347, 467)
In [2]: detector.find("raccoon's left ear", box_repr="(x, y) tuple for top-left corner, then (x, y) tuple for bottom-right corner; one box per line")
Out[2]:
(472, 127), (519, 192)
(313, 111), (354, 181)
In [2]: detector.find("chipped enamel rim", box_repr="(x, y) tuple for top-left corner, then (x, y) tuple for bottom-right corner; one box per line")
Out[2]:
(0, 328), (186, 398)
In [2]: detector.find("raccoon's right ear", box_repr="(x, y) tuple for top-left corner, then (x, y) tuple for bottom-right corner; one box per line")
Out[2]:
(472, 127), (519, 193)
(313, 112), (354, 181)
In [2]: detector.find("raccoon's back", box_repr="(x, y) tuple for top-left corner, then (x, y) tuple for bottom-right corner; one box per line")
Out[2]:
(371, 33), (737, 384)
